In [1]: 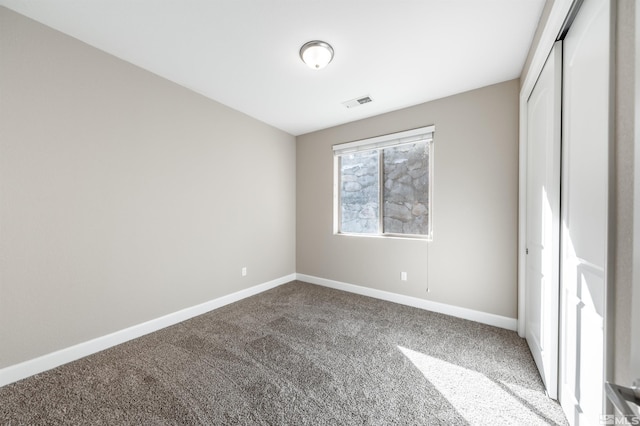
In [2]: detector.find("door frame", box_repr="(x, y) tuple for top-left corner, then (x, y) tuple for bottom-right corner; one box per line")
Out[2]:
(633, 0), (640, 382)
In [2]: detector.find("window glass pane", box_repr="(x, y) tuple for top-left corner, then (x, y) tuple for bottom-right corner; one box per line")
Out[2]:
(340, 150), (379, 234)
(383, 141), (429, 235)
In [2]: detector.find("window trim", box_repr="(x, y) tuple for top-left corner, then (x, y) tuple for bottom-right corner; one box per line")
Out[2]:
(332, 125), (434, 240)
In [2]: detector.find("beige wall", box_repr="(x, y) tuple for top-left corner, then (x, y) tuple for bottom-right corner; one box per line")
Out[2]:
(0, 7), (296, 369)
(296, 80), (520, 319)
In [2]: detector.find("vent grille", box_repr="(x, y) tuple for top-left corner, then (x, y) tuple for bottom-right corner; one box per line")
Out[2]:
(342, 95), (373, 109)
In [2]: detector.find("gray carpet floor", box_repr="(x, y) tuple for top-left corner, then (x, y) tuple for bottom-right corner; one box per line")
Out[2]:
(0, 281), (567, 425)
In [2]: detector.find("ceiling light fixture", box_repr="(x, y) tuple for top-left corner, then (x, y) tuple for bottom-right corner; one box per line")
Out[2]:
(300, 40), (334, 70)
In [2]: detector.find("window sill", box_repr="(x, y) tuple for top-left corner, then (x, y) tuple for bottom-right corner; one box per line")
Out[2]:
(334, 232), (432, 242)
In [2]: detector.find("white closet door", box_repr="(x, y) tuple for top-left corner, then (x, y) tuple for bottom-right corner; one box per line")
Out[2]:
(525, 42), (562, 401)
(560, 0), (610, 423)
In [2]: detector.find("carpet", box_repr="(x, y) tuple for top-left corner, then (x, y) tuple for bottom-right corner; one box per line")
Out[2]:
(0, 281), (567, 425)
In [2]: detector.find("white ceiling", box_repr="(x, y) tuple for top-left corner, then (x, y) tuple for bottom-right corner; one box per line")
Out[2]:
(0, 0), (545, 136)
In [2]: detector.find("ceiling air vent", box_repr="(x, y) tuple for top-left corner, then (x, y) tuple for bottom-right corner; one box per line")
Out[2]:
(342, 95), (373, 109)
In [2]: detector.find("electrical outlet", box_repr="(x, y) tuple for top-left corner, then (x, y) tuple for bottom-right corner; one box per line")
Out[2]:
(242, 267), (247, 277)
(401, 272), (407, 281)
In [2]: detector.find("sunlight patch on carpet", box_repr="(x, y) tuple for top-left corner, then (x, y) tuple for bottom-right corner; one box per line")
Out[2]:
(397, 345), (555, 425)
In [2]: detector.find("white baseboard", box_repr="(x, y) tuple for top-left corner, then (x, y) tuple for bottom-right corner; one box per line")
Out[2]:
(1, 272), (517, 388)
(0, 273), (296, 388)
(296, 274), (518, 331)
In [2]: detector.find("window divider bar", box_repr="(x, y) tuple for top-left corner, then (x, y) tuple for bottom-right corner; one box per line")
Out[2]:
(379, 149), (384, 234)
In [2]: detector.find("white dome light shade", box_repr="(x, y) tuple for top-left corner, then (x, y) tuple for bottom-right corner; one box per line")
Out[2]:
(300, 41), (334, 70)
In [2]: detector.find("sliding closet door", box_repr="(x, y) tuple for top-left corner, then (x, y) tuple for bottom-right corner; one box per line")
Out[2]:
(525, 42), (561, 401)
(560, 0), (610, 423)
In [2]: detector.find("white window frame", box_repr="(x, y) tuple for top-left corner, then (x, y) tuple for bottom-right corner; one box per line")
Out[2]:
(333, 125), (434, 240)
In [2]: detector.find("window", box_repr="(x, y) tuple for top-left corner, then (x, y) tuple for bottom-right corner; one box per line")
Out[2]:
(333, 126), (434, 239)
